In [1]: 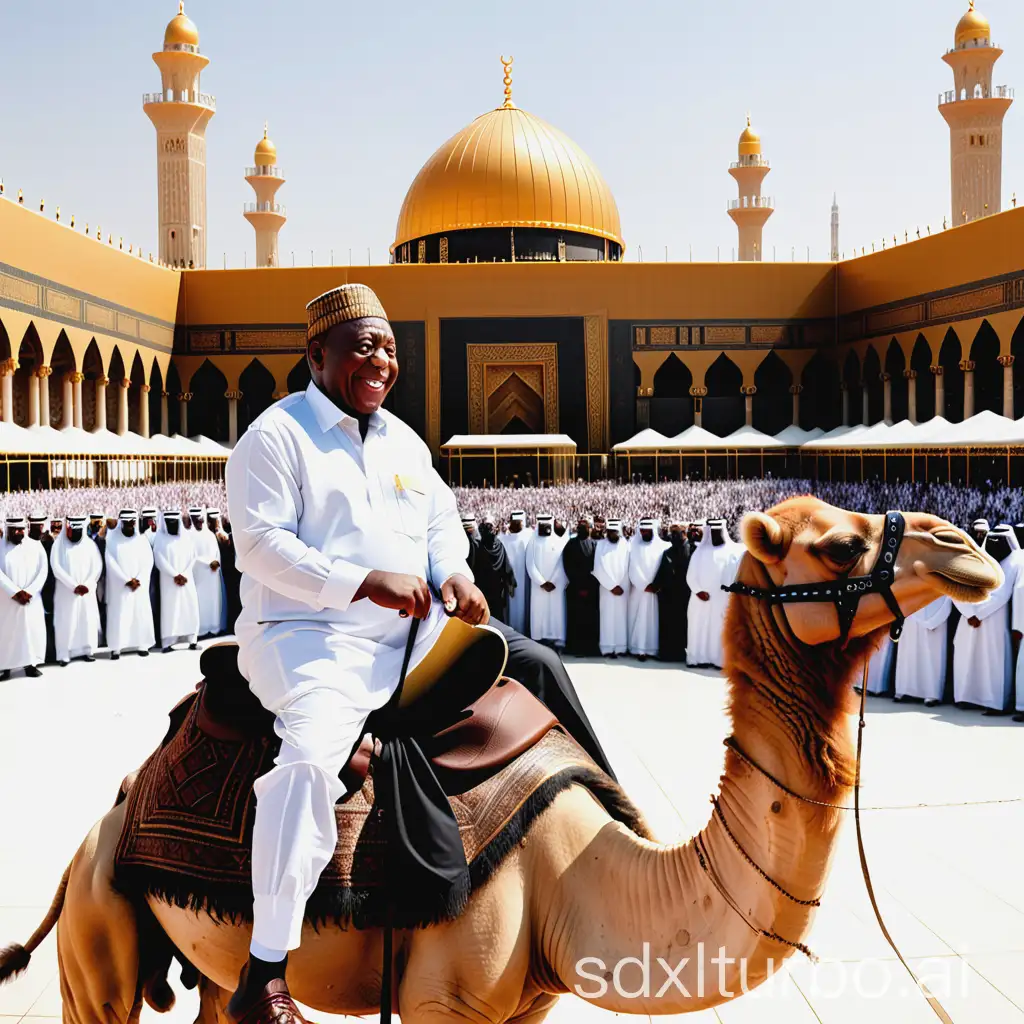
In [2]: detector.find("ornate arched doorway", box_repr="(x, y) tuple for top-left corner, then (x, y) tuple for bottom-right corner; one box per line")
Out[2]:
(752, 351), (792, 436)
(650, 354), (693, 435)
(703, 354), (743, 436)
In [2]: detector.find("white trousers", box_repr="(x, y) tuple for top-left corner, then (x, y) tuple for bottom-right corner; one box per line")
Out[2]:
(236, 603), (449, 952)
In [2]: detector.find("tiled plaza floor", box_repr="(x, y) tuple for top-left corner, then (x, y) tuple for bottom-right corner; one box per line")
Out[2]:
(0, 646), (1021, 1022)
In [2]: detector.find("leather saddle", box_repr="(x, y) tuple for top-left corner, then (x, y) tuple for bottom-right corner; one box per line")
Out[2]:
(193, 639), (559, 796)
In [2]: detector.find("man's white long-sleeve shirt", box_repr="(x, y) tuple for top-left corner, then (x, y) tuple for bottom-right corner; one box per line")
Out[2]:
(226, 382), (472, 633)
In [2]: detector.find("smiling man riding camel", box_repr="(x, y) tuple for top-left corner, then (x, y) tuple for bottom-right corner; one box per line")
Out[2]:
(223, 283), (611, 1023)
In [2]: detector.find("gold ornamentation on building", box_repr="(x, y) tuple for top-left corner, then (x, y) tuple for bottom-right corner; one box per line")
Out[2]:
(634, 327), (647, 346)
(751, 325), (788, 345)
(140, 384), (151, 393)
(929, 285), (1004, 320)
(439, 236), (449, 264)
(120, 377), (133, 389)
(930, 365), (944, 376)
(583, 315), (607, 452)
(117, 312), (140, 336)
(0, 271), (42, 307)
(958, 359), (976, 372)
(689, 386), (709, 397)
(85, 302), (117, 331)
(224, 389), (242, 400)
(235, 329), (305, 350)
(705, 325), (745, 344)
(467, 343), (558, 435)
(740, 385), (757, 396)
(866, 303), (925, 332)
(44, 288), (81, 319)
(190, 330), (222, 351)
(903, 369), (917, 380)
(789, 384), (804, 394)
(417, 239), (426, 263)
(35, 365), (53, 379)
(998, 354), (1015, 367)
(649, 326), (677, 346)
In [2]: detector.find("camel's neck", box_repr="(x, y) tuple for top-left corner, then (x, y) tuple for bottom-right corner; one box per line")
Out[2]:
(537, 554), (865, 1013)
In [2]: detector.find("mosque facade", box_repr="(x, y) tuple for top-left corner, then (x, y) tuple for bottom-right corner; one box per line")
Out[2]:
(0, 4), (1022, 483)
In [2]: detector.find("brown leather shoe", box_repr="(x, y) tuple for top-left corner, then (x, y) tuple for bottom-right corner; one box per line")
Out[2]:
(227, 970), (309, 1024)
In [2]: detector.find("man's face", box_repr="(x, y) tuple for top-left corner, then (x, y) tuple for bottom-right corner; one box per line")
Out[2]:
(640, 528), (653, 542)
(207, 515), (219, 532)
(607, 528), (620, 543)
(509, 519), (522, 534)
(538, 523), (552, 537)
(670, 525), (683, 541)
(28, 523), (43, 541)
(7, 527), (24, 545)
(121, 521), (136, 538)
(191, 515), (204, 531)
(576, 520), (590, 539)
(50, 521), (62, 536)
(68, 525), (83, 543)
(554, 520), (566, 537)
(479, 520), (495, 540)
(688, 525), (703, 543)
(309, 317), (398, 416)
(166, 519), (180, 536)
(88, 519), (102, 537)
(142, 517), (156, 533)
(463, 522), (476, 537)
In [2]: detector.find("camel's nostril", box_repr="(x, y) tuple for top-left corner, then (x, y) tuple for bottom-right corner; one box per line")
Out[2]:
(933, 530), (965, 545)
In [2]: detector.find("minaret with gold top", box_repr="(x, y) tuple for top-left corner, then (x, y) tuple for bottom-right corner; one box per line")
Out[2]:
(142, 2), (215, 268)
(244, 125), (287, 267)
(727, 116), (773, 261)
(939, 2), (1013, 224)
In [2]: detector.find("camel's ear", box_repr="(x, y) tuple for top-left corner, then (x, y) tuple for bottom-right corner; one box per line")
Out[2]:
(741, 511), (788, 565)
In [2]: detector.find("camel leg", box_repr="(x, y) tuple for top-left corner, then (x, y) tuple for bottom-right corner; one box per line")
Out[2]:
(194, 975), (231, 1024)
(57, 802), (141, 1024)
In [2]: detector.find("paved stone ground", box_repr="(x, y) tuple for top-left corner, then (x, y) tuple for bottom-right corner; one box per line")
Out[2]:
(0, 645), (1021, 1023)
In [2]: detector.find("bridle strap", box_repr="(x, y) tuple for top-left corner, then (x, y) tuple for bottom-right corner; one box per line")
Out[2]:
(724, 510), (908, 643)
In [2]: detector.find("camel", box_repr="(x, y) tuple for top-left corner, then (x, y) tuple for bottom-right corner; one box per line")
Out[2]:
(0, 497), (1002, 1023)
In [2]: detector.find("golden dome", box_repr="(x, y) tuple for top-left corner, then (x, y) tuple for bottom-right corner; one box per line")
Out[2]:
(392, 76), (622, 251)
(738, 115), (762, 156)
(254, 124), (277, 166)
(955, 1), (990, 47)
(164, 1), (199, 48)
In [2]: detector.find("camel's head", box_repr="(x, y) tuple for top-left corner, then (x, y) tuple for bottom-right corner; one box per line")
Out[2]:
(738, 496), (1003, 647)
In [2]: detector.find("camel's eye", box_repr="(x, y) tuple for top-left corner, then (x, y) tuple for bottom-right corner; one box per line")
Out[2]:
(819, 535), (867, 569)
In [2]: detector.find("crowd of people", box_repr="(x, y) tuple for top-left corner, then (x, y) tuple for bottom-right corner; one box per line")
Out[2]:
(0, 504), (239, 680)
(2, 478), (1022, 720)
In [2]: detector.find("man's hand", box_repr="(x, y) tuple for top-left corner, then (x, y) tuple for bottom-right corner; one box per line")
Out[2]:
(13, 590), (31, 605)
(355, 570), (431, 619)
(174, 574), (188, 587)
(611, 585), (624, 596)
(74, 584), (90, 596)
(968, 615), (981, 628)
(697, 591), (710, 602)
(541, 581), (556, 593)
(645, 583), (660, 594)
(210, 560), (220, 572)
(441, 574), (489, 626)
(127, 578), (141, 591)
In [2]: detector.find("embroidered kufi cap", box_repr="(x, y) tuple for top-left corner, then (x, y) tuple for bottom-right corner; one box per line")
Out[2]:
(306, 283), (388, 342)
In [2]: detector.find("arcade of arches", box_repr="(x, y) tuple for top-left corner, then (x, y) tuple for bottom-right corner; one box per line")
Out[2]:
(3, 309), (1024, 449)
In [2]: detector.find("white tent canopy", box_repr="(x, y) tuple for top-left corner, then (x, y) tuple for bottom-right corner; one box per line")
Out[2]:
(441, 433), (576, 450)
(0, 427), (229, 458)
(612, 429), (671, 452)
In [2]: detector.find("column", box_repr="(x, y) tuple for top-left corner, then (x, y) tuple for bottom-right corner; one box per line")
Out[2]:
(998, 355), (1015, 418)
(61, 373), (74, 429)
(789, 384), (803, 427)
(881, 373), (892, 423)
(94, 376), (108, 431)
(139, 384), (151, 438)
(160, 390), (170, 436)
(37, 367), (51, 428)
(960, 360), (975, 420)
(179, 392), (191, 436)
(71, 372), (84, 429)
(0, 359), (15, 424)
(690, 386), (708, 428)
(117, 377), (130, 435)
(904, 370), (918, 424)
(635, 386), (651, 431)
(27, 370), (39, 427)
(861, 381), (870, 426)
(840, 383), (849, 426)
(741, 385), (756, 427)
(272, 390), (289, 401)
(225, 389), (241, 445)
(931, 366), (945, 418)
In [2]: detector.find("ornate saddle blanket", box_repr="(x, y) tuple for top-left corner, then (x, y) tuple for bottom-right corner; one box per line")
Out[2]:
(114, 681), (647, 930)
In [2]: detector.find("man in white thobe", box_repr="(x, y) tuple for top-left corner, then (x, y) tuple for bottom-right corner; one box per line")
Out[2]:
(189, 506), (227, 638)
(893, 597), (952, 705)
(141, 507), (162, 644)
(104, 510), (155, 660)
(154, 510), (200, 652)
(51, 515), (103, 666)
(526, 513), (567, 647)
(953, 525), (1016, 713)
(0, 517), (47, 680)
(592, 518), (630, 656)
(862, 635), (895, 695)
(223, 283), (492, 1017)
(686, 521), (719, 667)
(627, 518), (670, 661)
(500, 510), (533, 634)
(1014, 545), (1024, 722)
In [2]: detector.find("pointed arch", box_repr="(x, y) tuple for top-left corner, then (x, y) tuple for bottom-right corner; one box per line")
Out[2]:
(166, 362), (182, 434)
(703, 354), (743, 436)
(129, 351), (147, 433)
(911, 334), (934, 421)
(189, 359), (229, 440)
(1012, 315), (1024, 418)
(939, 328), (964, 421)
(650, 354), (693, 435)
(12, 324), (43, 426)
(149, 360), (165, 435)
(287, 357), (311, 394)
(49, 330), (76, 428)
(799, 351), (840, 430)
(969, 320), (1001, 415)
(842, 349), (861, 427)
(752, 351), (792, 436)
(884, 339), (907, 422)
(107, 347), (127, 430)
(0, 316), (11, 362)
(239, 358), (276, 433)
(862, 346), (883, 424)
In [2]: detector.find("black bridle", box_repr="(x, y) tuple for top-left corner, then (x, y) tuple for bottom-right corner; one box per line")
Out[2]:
(723, 510), (907, 643)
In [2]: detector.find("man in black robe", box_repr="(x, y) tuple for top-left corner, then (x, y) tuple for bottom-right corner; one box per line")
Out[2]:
(140, 507), (162, 642)
(654, 520), (690, 661)
(563, 514), (600, 657)
(466, 512), (516, 623)
(208, 508), (241, 634)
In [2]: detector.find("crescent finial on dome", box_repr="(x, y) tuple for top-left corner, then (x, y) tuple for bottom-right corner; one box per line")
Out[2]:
(500, 56), (515, 109)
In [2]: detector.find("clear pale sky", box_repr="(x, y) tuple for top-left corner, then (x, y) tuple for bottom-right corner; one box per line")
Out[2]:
(2, 0), (1021, 267)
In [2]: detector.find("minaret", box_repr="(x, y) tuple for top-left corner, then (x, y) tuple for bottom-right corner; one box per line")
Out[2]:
(244, 125), (287, 267)
(831, 194), (840, 261)
(938, 2), (1013, 224)
(143, 2), (215, 269)
(727, 116), (774, 261)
